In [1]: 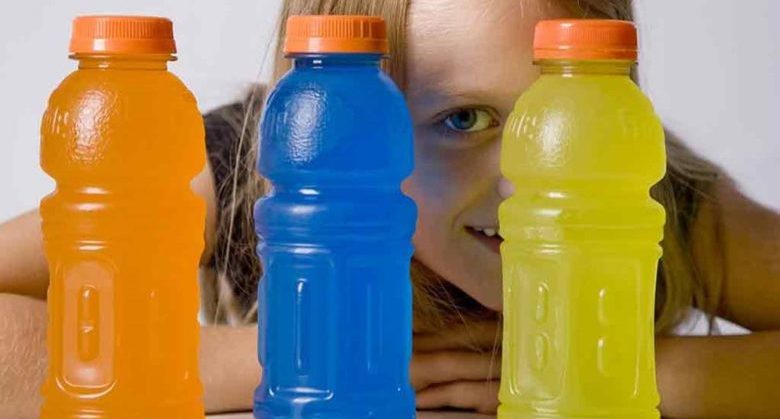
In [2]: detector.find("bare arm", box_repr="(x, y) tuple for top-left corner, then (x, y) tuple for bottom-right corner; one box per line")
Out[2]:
(0, 293), (260, 417)
(649, 178), (780, 418)
(0, 294), (46, 419)
(656, 332), (780, 418)
(0, 163), (241, 416)
(0, 211), (49, 298)
(692, 178), (780, 330)
(200, 325), (261, 413)
(0, 164), (218, 298)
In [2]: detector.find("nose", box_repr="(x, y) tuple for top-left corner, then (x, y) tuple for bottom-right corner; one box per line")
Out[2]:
(498, 177), (515, 200)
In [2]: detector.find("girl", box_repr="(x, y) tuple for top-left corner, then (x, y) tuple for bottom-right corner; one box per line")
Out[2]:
(1, 0), (779, 417)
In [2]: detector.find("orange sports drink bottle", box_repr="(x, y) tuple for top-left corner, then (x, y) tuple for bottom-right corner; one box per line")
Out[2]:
(499, 20), (666, 418)
(39, 16), (206, 418)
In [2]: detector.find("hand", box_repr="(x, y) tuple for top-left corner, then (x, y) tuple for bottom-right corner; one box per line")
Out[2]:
(412, 319), (502, 414)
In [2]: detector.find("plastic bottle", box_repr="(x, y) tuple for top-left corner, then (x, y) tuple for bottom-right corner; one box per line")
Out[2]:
(40, 15), (206, 419)
(253, 15), (417, 419)
(498, 20), (665, 419)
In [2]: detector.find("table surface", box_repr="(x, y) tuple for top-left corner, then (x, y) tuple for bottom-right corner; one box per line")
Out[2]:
(210, 412), (492, 419)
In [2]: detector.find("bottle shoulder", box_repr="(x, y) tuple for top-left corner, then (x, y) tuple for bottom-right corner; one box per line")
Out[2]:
(510, 75), (664, 140)
(265, 68), (410, 135)
(259, 67), (413, 181)
(49, 68), (198, 110)
(271, 67), (403, 102)
(503, 75), (666, 184)
(520, 76), (658, 117)
(41, 69), (205, 179)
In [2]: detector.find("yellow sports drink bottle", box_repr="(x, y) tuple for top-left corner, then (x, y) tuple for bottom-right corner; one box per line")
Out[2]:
(499, 20), (665, 418)
(40, 16), (205, 418)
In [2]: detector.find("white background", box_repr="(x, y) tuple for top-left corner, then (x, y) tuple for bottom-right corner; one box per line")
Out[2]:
(1, 0), (778, 222)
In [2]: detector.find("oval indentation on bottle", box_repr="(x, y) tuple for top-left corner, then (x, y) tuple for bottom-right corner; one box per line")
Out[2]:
(533, 333), (549, 372)
(61, 260), (115, 390)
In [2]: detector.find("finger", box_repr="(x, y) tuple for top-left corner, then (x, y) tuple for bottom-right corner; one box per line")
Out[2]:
(414, 320), (502, 352)
(411, 350), (501, 390)
(416, 380), (501, 414)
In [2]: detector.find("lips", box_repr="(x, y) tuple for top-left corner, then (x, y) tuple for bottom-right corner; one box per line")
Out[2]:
(466, 226), (504, 254)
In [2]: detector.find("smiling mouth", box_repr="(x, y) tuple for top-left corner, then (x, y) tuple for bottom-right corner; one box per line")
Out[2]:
(466, 226), (504, 254)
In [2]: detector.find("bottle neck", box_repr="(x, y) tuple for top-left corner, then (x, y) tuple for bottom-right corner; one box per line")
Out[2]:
(72, 54), (174, 70)
(537, 59), (634, 76)
(289, 53), (383, 69)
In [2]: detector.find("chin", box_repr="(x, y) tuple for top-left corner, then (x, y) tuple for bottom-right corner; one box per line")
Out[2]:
(449, 266), (504, 312)
(471, 288), (503, 312)
(413, 230), (504, 313)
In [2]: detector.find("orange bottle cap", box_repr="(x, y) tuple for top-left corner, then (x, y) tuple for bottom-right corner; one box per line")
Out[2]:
(534, 19), (637, 61)
(70, 15), (176, 55)
(284, 15), (388, 55)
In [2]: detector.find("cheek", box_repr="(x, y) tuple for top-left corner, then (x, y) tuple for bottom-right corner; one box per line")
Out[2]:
(401, 130), (498, 248)
(402, 170), (452, 248)
(403, 131), (503, 211)
(402, 132), (479, 224)
(401, 141), (466, 257)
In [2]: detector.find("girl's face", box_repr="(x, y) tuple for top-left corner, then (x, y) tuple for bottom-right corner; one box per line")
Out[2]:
(403, 0), (569, 310)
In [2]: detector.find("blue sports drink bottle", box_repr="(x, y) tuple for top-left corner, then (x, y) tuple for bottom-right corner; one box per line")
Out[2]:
(253, 15), (417, 419)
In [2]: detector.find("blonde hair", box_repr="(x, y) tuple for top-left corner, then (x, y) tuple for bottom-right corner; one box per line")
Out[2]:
(203, 0), (721, 336)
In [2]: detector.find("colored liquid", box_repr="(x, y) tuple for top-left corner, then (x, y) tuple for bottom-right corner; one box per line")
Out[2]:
(254, 54), (417, 419)
(39, 56), (206, 419)
(498, 61), (665, 418)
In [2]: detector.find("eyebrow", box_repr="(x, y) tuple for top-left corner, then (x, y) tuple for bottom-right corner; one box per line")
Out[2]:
(409, 87), (481, 113)
(409, 80), (515, 112)
(410, 73), (498, 99)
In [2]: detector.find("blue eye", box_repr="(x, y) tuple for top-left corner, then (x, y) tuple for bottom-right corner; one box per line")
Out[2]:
(443, 108), (496, 133)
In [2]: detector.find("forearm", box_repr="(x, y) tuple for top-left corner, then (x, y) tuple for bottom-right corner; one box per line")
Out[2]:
(657, 332), (780, 418)
(0, 293), (47, 419)
(200, 325), (261, 414)
(0, 292), (261, 416)
(0, 168), (216, 300)
(0, 210), (49, 298)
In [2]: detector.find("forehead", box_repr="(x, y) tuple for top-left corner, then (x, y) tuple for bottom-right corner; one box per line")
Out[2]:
(406, 0), (572, 100)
